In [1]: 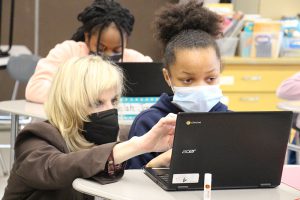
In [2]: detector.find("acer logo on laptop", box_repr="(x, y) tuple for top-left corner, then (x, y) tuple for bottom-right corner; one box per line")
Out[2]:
(185, 121), (202, 125)
(182, 149), (196, 154)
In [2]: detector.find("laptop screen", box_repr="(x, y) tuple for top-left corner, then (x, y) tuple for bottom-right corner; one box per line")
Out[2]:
(144, 111), (293, 191)
(116, 62), (172, 97)
(116, 62), (172, 123)
(169, 111), (293, 189)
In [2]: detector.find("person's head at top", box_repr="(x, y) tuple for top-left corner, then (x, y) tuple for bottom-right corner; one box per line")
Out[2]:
(154, 0), (224, 112)
(71, 0), (135, 62)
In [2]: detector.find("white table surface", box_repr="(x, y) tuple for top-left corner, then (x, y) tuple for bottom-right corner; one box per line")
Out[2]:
(73, 170), (300, 200)
(277, 101), (300, 113)
(0, 45), (32, 66)
(0, 100), (46, 169)
(0, 99), (46, 119)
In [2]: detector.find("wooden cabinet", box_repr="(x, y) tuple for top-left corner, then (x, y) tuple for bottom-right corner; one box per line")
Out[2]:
(220, 57), (300, 111)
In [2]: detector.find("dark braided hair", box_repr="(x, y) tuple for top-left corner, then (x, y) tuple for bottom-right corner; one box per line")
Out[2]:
(154, 0), (223, 69)
(71, 0), (135, 42)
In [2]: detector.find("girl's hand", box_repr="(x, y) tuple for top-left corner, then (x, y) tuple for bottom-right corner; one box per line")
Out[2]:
(146, 149), (172, 168)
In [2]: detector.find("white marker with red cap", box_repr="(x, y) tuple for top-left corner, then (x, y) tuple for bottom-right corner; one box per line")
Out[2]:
(204, 173), (212, 200)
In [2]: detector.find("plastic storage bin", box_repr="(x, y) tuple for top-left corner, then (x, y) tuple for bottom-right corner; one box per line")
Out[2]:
(280, 37), (300, 57)
(251, 22), (282, 58)
(216, 37), (238, 57)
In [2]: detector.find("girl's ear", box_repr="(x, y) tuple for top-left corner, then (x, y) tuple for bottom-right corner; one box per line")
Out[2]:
(162, 68), (172, 87)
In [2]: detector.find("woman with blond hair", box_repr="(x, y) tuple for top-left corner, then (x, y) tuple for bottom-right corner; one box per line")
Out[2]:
(3, 56), (176, 200)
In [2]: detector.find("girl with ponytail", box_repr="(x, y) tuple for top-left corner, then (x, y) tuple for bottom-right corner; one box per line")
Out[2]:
(127, 0), (230, 169)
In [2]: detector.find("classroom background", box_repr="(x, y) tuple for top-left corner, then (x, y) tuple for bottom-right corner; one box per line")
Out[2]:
(0, 0), (300, 197)
(1, 0), (300, 106)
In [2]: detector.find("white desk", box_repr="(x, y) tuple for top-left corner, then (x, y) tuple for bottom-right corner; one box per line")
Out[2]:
(0, 100), (46, 168)
(73, 170), (300, 200)
(0, 45), (31, 67)
(277, 101), (300, 113)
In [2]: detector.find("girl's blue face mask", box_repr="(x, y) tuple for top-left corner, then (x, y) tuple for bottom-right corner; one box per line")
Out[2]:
(172, 85), (223, 112)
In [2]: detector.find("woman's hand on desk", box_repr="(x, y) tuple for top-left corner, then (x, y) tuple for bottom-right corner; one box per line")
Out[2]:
(146, 149), (172, 168)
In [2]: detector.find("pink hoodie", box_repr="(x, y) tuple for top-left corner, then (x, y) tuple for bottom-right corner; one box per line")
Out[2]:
(25, 40), (152, 103)
(276, 72), (300, 100)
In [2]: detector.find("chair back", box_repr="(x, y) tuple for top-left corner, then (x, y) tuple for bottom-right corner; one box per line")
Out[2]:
(7, 54), (40, 83)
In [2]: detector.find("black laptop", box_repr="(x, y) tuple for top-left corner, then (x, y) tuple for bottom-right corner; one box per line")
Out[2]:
(144, 111), (293, 191)
(116, 62), (172, 97)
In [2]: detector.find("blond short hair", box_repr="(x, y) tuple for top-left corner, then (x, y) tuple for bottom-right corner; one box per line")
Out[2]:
(45, 56), (124, 152)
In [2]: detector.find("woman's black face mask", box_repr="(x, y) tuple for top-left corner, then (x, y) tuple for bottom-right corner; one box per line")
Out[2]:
(83, 108), (119, 145)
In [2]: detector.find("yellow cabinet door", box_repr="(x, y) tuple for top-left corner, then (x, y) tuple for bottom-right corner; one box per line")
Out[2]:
(223, 93), (281, 111)
(221, 67), (299, 92)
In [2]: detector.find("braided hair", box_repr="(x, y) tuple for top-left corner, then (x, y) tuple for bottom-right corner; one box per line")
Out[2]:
(154, 0), (223, 69)
(72, 0), (134, 42)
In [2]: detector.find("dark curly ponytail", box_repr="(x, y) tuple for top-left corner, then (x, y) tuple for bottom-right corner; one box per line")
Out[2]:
(154, 0), (223, 68)
(71, 0), (135, 42)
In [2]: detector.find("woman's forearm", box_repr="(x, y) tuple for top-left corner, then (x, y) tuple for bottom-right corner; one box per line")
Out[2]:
(113, 136), (146, 164)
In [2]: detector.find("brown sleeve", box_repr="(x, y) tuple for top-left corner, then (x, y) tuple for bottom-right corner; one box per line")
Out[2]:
(91, 149), (126, 184)
(14, 135), (116, 190)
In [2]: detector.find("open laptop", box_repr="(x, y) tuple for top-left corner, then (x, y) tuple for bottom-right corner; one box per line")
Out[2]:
(144, 111), (293, 191)
(116, 62), (173, 123)
(116, 62), (172, 96)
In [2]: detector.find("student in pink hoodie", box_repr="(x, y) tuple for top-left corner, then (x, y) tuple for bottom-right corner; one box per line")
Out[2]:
(277, 72), (300, 100)
(26, 0), (152, 104)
